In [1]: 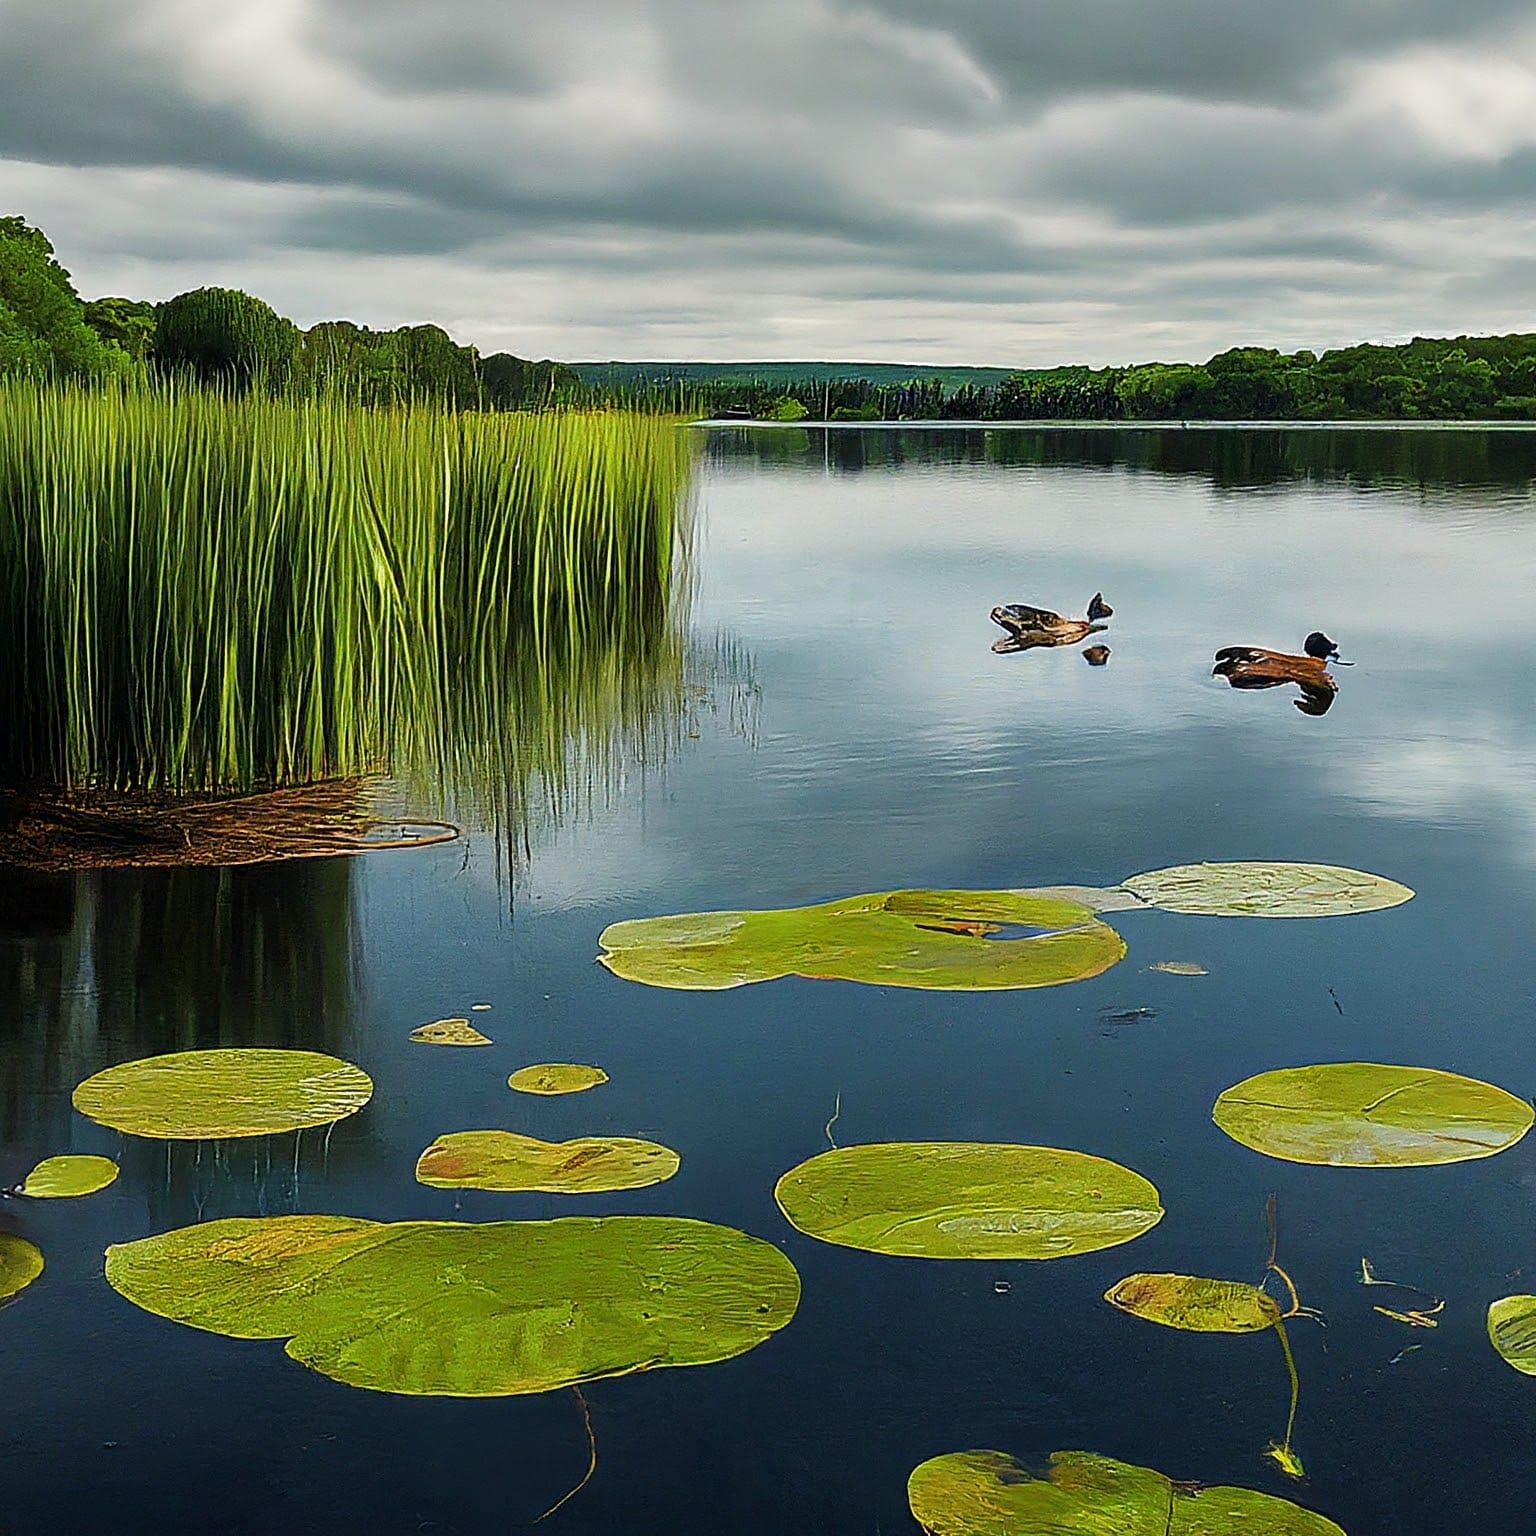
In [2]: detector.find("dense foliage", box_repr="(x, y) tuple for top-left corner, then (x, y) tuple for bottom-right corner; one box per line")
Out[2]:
(5, 212), (1536, 417)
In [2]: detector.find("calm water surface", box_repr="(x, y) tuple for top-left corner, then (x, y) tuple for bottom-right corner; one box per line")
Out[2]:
(4, 426), (1536, 1534)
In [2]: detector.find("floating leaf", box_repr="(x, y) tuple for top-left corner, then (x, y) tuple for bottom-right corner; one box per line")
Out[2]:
(416, 1131), (679, 1194)
(105, 1214), (799, 1396)
(774, 1143), (1163, 1259)
(410, 1018), (493, 1047)
(508, 1063), (609, 1096)
(1149, 961), (1207, 976)
(906, 1449), (1347, 1535)
(1213, 1063), (1533, 1167)
(72, 1049), (374, 1140)
(0, 1234), (43, 1302)
(598, 888), (1126, 992)
(1121, 861), (1412, 918)
(1105, 1272), (1281, 1333)
(1488, 1296), (1536, 1374)
(16, 1154), (119, 1198)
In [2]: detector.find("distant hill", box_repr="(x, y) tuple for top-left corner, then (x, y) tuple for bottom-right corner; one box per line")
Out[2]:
(569, 361), (1019, 391)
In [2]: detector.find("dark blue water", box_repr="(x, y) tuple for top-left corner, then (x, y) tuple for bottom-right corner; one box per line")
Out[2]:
(4, 426), (1536, 1535)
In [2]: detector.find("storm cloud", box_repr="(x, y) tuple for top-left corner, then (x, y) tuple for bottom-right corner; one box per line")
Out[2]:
(2, 0), (1533, 363)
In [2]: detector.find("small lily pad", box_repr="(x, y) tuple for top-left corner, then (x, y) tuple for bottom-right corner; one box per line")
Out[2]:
(508, 1064), (608, 1096)
(17, 1155), (119, 1198)
(416, 1131), (679, 1194)
(1213, 1063), (1533, 1167)
(1121, 861), (1413, 918)
(598, 888), (1126, 992)
(105, 1214), (799, 1396)
(1149, 961), (1207, 976)
(907, 1449), (1347, 1535)
(1105, 1272), (1281, 1332)
(73, 1049), (374, 1140)
(410, 1018), (493, 1047)
(774, 1142), (1163, 1259)
(1488, 1296), (1536, 1375)
(0, 1234), (44, 1302)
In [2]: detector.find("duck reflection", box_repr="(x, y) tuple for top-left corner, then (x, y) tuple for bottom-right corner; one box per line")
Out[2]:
(1213, 631), (1341, 716)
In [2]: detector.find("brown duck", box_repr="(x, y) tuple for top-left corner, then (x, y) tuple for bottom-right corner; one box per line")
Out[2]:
(991, 593), (1112, 654)
(1213, 631), (1341, 715)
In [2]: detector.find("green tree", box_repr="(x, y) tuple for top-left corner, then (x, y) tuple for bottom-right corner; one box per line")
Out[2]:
(0, 215), (114, 378)
(153, 286), (300, 389)
(84, 297), (155, 363)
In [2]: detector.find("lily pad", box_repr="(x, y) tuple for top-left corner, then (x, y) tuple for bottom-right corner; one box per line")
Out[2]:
(1148, 961), (1207, 976)
(598, 889), (1126, 992)
(0, 1234), (44, 1302)
(1487, 1296), (1536, 1375)
(105, 1214), (799, 1396)
(774, 1143), (1163, 1259)
(508, 1063), (609, 1096)
(73, 1049), (374, 1140)
(16, 1154), (119, 1198)
(1120, 861), (1412, 918)
(416, 1131), (679, 1194)
(1105, 1272), (1281, 1333)
(907, 1449), (1347, 1535)
(1213, 1063), (1533, 1167)
(410, 1018), (493, 1046)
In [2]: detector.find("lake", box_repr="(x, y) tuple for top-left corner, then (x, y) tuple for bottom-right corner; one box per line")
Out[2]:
(3, 424), (1536, 1534)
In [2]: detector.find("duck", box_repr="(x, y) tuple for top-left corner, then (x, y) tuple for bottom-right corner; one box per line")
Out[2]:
(991, 593), (1112, 654)
(1213, 632), (1341, 715)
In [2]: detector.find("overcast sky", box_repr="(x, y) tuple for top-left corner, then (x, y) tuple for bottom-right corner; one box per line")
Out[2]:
(3, 0), (1536, 366)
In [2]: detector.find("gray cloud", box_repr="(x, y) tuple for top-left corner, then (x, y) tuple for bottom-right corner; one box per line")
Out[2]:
(2, 0), (1535, 362)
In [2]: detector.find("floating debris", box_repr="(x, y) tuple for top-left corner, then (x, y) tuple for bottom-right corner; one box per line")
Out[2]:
(410, 1018), (493, 1047)
(1149, 960), (1207, 976)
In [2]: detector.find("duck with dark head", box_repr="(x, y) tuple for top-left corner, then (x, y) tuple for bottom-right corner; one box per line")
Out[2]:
(991, 593), (1112, 654)
(1213, 631), (1343, 715)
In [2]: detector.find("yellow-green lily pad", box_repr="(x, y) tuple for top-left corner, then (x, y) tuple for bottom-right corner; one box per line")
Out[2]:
(508, 1063), (609, 1096)
(73, 1049), (374, 1140)
(1488, 1296), (1536, 1375)
(105, 1214), (799, 1396)
(16, 1155), (119, 1198)
(597, 888), (1126, 992)
(0, 1234), (44, 1302)
(1105, 1272), (1282, 1332)
(907, 1449), (1347, 1535)
(1213, 1063), (1533, 1167)
(416, 1131), (679, 1194)
(774, 1143), (1163, 1259)
(410, 1018), (493, 1046)
(1120, 861), (1413, 918)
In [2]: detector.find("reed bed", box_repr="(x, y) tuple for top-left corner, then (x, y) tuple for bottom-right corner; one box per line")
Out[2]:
(0, 381), (695, 798)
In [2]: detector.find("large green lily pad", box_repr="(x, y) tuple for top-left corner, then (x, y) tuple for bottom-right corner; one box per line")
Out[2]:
(0, 1234), (44, 1302)
(73, 1049), (374, 1140)
(17, 1155), (119, 1198)
(597, 889), (1126, 992)
(416, 1131), (679, 1194)
(1213, 1063), (1533, 1167)
(907, 1449), (1347, 1535)
(1105, 1272), (1281, 1333)
(105, 1214), (799, 1396)
(774, 1143), (1163, 1259)
(1120, 862), (1413, 918)
(1488, 1296), (1536, 1375)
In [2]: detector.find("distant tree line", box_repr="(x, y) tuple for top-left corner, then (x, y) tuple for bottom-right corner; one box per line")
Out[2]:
(6, 213), (1536, 419)
(674, 339), (1536, 422)
(0, 215), (578, 409)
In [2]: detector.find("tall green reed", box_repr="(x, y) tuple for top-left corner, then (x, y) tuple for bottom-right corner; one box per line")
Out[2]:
(0, 380), (695, 796)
